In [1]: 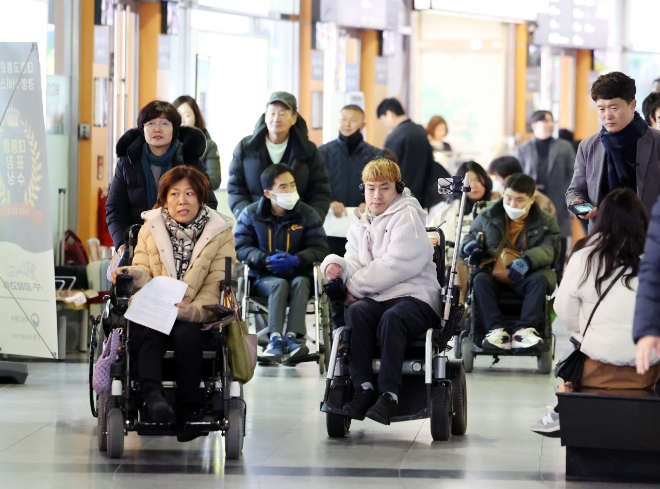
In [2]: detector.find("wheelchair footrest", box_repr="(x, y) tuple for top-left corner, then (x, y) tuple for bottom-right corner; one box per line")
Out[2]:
(320, 402), (349, 416)
(135, 416), (222, 436)
(283, 353), (320, 366)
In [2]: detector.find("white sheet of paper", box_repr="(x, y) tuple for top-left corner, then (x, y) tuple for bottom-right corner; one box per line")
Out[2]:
(124, 276), (189, 335)
(323, 207), (356, 237)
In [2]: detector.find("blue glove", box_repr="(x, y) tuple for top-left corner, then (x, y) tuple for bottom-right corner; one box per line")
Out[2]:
(507, 257), (530, 282)
(266, 252), (299, 275)
(463, 240), (479, 256)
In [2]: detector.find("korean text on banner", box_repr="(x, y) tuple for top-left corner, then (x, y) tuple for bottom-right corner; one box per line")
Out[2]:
(0, 43), (58, 359)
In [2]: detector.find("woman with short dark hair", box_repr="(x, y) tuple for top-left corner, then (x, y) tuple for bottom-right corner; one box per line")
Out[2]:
(112, 166), (235, 426)
(106, 100), (218, 252)
(173, 95), (221, 189)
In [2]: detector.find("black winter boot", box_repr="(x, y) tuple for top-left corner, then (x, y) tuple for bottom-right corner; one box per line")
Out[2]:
(342, 386), (377, 421)
(366, 393), (398, 425)
(143, 390), (175, 424)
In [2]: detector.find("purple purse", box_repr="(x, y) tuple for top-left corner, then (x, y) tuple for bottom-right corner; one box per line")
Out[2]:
(92, 329), (122, 394)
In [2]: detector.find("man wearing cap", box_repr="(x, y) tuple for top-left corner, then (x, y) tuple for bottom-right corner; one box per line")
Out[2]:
(228, 92), (331, 221)
(514, 110), (575, 238)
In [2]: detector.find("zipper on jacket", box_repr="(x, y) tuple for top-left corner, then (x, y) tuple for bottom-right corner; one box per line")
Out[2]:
(286, 228), (291, 253)
(268, 227), (273, 252)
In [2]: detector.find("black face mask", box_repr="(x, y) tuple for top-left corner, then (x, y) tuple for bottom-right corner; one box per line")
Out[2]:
(338, 130), (363, 155)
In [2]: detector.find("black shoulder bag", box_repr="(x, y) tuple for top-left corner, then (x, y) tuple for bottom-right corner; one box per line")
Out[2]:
(554, 267), (627, 384)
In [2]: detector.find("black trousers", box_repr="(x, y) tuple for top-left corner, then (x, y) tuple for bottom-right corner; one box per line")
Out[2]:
(472, 270), (549, 333)
(131, 320), (211, 407)
(346, 297), (439, 395)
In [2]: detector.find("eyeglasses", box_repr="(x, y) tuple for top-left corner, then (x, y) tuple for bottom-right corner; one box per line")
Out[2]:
(145, 121), (172, 130)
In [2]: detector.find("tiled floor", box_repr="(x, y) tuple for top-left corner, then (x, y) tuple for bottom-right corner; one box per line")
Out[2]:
(0, 327), (654, 488)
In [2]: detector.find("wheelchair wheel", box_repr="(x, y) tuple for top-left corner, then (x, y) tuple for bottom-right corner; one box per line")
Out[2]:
(538, 348), (553, 374)
(97, 394), (108, 451)
(106, 407), (124, 459)
(225, 398), (245, 460)
(447, 361), (467, 436)
(461, 336), (474, 373)
(326, 381), (351, 438)
(88, 317), (105, 418)
(430, 383), (452, 441)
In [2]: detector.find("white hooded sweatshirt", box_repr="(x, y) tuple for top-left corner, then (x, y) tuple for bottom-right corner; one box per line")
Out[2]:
(321, 189), (441, 316)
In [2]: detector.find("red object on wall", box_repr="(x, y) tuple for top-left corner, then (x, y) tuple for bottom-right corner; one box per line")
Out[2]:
(97, 187), (113, 247)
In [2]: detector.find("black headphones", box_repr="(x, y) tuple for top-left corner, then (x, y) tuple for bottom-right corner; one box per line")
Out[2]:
(359, 181), (405, 195)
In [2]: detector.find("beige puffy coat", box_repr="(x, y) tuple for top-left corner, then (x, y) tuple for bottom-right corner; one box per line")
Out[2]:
(127, 206), (236, 323)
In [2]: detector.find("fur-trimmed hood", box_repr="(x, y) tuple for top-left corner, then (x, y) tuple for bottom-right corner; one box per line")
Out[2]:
(116, 125), (208, 165)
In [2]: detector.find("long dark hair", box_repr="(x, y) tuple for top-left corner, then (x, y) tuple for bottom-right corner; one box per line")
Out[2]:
(172, 95), (207, 132)
(456, 161), (492, 213)
(571, 188), (648, 294)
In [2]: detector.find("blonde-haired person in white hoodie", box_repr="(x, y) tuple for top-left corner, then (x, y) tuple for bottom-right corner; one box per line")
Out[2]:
(321, 158), (441, 426)
(531, 188), (660, 437)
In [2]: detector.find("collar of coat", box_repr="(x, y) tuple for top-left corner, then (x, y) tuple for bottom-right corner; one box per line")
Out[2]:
(483, 199), (546, 230)
(254, 196), (302, 223)
(140, 206), (233, 279)
(116, 125), (208, 166)
(246, 113), (314, 161)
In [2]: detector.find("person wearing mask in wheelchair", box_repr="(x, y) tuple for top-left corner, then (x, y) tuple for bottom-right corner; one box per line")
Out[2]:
(321, 158), (441, 425)
(460, 173), (560, 350)
(111, 166), (235, 426)
(234, 164), (329, 364)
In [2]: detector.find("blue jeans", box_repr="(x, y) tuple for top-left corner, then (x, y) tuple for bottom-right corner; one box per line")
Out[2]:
(252, 275), (310, 336)
(472, 270), (549, 333)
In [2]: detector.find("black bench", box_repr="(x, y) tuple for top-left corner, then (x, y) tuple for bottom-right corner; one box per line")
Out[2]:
(558, 387), (660, 484)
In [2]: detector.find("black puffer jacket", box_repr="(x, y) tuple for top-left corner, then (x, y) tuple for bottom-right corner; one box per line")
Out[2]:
(318, 137), (381, 207)
(384, 119), (450, 209)
(234, 197), (329, 280)
(106, 126), (218, 248)
(227, 114), (330, 221)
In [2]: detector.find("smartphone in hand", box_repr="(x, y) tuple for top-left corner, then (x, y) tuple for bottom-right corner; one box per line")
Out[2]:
(568, 202), (595, 217)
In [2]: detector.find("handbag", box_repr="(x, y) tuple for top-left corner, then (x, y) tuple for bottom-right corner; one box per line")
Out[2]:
(92, 328), (122, 394)
(482, 217), (527, 285)
(213, 258), (257, 384)
(554, 267), (627, 384)
(63, 229), (89, 266)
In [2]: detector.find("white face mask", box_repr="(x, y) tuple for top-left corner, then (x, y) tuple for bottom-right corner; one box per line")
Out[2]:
(503, 203), (529, 221)
(272, 190), (300, 210)
(491, 179), (505, 194)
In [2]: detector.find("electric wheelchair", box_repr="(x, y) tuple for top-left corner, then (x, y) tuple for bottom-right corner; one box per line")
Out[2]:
(88, 224), (246, 460)
(320, 216), (468, 441)
(319, 176), (514, 440)
(236, 261), (331, 374)
(454, 238), (558, 374)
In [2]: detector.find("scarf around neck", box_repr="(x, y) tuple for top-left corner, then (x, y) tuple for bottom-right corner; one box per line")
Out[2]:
(600, 111), (647, 191)
(141, 139), (180, 209)
(338, 130), (363, 156)
(161, 205), (209, 279)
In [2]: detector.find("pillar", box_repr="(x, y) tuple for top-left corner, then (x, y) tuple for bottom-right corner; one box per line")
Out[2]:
(138, 3), (161, 108)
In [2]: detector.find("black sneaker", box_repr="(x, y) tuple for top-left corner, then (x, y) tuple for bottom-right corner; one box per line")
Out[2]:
(143, 390), (175, 424)
(366, 393), (398, 425)
(342, 386), (378, 420)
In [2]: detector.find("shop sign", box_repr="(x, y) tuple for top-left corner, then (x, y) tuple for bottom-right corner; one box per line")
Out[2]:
(0, 42), (57, 359)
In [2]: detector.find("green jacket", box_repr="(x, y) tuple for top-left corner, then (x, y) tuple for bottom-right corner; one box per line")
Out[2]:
(460, 199), (560, 287)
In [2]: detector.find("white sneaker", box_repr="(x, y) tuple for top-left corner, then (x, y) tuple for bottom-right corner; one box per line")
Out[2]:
(512, 328), (543, 349)
(482, 328), (511, 350)
(530, 412), (560, 437)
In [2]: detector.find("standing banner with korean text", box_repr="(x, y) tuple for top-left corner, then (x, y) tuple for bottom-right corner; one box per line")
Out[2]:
(0, 42), (57, 359)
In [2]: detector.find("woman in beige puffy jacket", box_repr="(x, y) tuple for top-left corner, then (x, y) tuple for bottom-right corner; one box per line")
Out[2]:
(112, 166), (235, 426)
